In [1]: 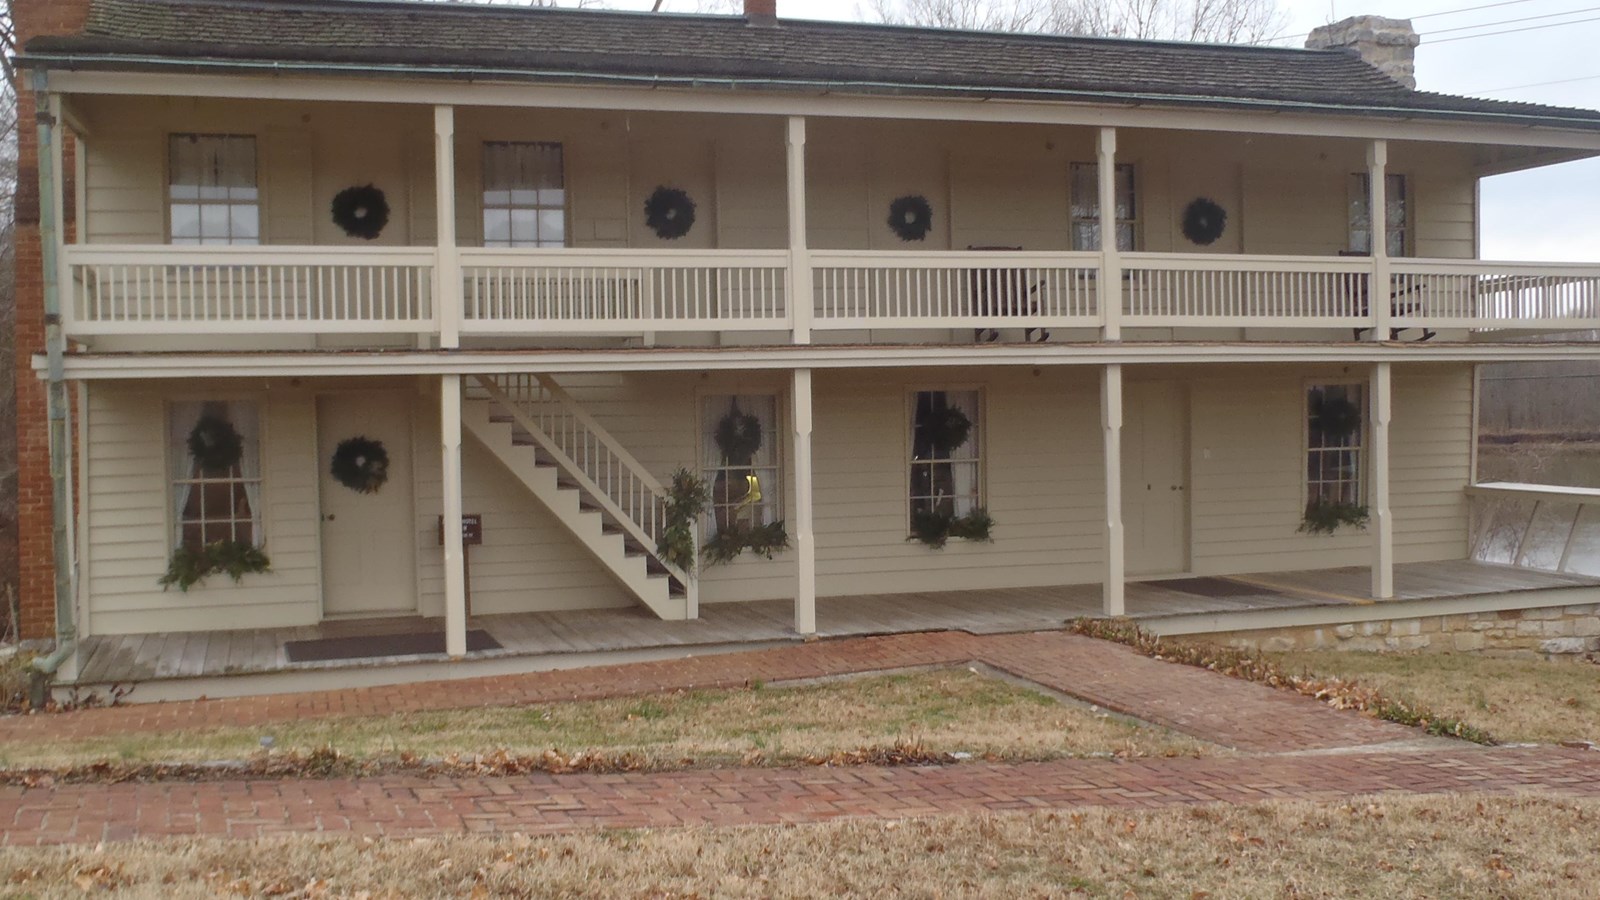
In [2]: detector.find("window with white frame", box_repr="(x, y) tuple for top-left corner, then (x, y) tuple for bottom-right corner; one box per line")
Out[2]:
(169, 400), (263, 552)
(909, 390), (982, 523)
(1069, 162), (1136, 252)
(1349, 173), (1408, 257)
(701, 394), (782, 538)
(482, 142), (567, 248)
(1306, 384), (1365, 508)
(168, 134), (259, 246)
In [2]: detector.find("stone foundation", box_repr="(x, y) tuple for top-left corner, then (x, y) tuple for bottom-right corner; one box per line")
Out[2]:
(1184, 603), (1600, 658)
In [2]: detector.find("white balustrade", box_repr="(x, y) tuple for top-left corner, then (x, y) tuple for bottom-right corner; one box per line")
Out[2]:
(1391, 260), (1600, 330)
(1122, 253), (1372, 328)
(1467, 482), (1600, 576)
(460, 249), (789, 333)
(810, 251), (1100, 329)
(64, 246), (435, 334)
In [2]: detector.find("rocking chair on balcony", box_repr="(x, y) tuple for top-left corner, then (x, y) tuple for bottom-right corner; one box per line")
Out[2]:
(1338, 250), (1435, 342)
(969, 246), (1049, 344)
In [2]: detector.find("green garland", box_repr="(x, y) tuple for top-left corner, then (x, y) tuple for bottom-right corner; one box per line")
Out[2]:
(186, 414), (244, 474)
(703, 520), (790, 566)
(1298, 500), (1369, 535)
(160, 540), (271, 592)
(908, 508), (994, 549)
(657, 468), (709, 574)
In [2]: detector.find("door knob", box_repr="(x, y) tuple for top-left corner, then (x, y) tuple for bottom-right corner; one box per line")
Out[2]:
(324, 514), (336, 522)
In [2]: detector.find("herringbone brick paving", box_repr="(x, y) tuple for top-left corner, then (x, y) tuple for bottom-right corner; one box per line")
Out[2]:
(3, 627), (1586, 847)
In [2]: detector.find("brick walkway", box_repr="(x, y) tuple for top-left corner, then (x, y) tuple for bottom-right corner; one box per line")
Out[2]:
(0, 630), (1417, 753)
(3, 747), (1597, 847)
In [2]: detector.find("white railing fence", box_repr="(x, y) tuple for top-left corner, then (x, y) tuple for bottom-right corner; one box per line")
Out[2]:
(1122, 253), (1372, 327)
(1392, 261), (1600, 330)
(1467, 482), (1600, 576)
(811, 251), (1100, 329)
(64, 246), (435, 334)
(460, 250), (789, 333)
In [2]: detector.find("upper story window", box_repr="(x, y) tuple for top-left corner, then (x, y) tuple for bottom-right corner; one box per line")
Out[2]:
(909, 389), (982, 523)
(169, 400), (263, 553)
(483, 142), (566, 248)
(1349, 173), (1408, 257)
(169, 135), (259, 246)
(1069, 162), (1136, 252)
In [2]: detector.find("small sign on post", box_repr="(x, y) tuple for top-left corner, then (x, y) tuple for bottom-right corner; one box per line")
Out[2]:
(439, 513), (483, 613)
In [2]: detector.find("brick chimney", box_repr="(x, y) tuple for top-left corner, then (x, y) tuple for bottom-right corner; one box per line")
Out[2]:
(745, 0), (776, 22)
(10, 0), (92, 641)
(1306, 16), (1420, 90)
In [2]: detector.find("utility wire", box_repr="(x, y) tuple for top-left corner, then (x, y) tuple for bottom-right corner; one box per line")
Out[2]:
(1427, 4), (1600, 35)
(1413, 0), (1556, 19)
(1429, 12), (1600, 41)
(1246, 0), (1571, 46)
(1471, 72), (1600, 93)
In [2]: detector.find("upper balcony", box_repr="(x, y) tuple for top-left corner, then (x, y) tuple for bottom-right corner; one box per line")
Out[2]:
(50, 98), (1600, 353)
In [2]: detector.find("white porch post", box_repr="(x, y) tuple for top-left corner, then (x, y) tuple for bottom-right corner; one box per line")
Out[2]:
(792, 367), (817, 634)
(441, 374), (468, 658)
(1370, 362), (1395, 600)
(434, 105), (461, 349)
(1367, 139), (1389, 341)
(1098, 127), (1122, 342)
(1101, 364), (1126, 616)
(786, 116), (813, 345)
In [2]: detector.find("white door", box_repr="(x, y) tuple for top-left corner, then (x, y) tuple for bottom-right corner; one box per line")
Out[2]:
(1122, 381), (1189, 576)
(317, 392), (418, 617)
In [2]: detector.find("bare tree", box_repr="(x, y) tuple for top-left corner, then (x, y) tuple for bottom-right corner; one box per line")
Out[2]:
(867, 0), (1286, 43)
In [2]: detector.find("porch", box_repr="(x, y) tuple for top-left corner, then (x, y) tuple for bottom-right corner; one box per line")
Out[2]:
(69, 560), (1600, 696)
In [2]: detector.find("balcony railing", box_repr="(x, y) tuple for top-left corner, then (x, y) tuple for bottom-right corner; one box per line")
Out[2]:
(61, 245), (1600, 342)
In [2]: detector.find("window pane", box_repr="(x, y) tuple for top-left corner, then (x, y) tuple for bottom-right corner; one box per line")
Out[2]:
(200, 204), (232, 240)
(483, 210), (511, 244)
(509, 209), (538, 244)
(230, 206), (260, 242)
(538, 210), (565, 245)
(170, 204), (201, 240)
(1069, 164), (1097, 220)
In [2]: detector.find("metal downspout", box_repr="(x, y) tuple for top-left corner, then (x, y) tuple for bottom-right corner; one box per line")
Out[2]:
(29, 74), (77, 704)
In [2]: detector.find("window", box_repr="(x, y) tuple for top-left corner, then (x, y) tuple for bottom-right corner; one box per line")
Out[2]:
(168, 134), (259, 245)
(1349, 173), (1407, 257)
(169, 400), (263, 552)
(1306, 384), (1364, 507)
(909, 390), (982, 522)
(1069, 162), (1136, 251)
(701, 394), (781, 538)
(482, 142), (566, 248)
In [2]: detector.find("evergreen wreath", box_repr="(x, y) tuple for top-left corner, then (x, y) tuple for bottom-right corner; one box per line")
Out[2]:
(1181, 197), (1228, 246)
(1310, 393), (1363, 440)
(330, 185), (391, 240)
(330, 437), (390, 494)
(187, 414), (244, 474)
(644, 186), (697, 240)
(887, 195), (934, 242)
(714, 404), (763, 466)
(917, 404), (972, 457)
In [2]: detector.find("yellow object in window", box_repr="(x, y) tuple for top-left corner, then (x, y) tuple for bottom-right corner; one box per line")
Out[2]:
(736, 474), (762, 511)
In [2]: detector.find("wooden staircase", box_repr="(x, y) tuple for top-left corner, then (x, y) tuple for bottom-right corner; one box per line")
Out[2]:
(461, 374), (695, 621)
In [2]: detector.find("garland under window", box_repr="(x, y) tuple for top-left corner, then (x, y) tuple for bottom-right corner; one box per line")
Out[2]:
(1298, 500), (1369, 535)
(160, 540), (271, 592)
(909, 508), (994, 549)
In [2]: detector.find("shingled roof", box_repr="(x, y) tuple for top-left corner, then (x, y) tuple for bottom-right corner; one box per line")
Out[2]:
(22, 0), (1600, 132)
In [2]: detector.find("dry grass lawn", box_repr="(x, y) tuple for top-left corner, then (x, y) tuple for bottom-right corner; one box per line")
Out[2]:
(3, 795), (1596, 898)
(0, 669), (1211, 771)
(1270, 651), (1600, 745)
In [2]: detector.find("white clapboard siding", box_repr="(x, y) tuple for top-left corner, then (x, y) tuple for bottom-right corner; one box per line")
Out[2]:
(83, 384), (321, 636)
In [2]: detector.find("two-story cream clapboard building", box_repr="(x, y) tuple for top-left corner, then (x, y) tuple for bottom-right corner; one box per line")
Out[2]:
(13, 0), (1600, 697)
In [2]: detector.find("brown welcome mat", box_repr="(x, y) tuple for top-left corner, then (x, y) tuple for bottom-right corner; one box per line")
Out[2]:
(285, 630), (501, 663)
(1147, 577), (1266, 599)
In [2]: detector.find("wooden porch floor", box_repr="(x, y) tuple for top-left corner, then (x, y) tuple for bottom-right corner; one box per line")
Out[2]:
(73, 560), (1600, 686)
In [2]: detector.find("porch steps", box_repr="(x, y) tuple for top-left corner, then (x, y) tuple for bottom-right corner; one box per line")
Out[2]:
(461, 399), (689, 620)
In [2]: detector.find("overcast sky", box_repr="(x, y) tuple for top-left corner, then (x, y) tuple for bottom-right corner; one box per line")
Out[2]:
(613, 0), (1600, 262)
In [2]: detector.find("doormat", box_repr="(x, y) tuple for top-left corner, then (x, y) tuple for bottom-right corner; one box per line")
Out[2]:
(285, 629), (501, 663)
(1148, 577), (1264, 599)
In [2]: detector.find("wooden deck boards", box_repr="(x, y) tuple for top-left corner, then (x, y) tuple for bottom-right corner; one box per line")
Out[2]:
(73, 559), (1600, 686)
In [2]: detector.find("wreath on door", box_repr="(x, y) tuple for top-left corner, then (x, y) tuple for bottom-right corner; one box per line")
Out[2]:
(330, 436), (391, 494)
(187, 414), (244, 474)
(644, 186), (698, 240)
(1181, 197), (1228, 246)
(331, 184), (391, 241)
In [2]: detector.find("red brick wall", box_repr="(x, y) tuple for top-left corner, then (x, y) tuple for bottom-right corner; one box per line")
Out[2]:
(13, 0), (92, 640)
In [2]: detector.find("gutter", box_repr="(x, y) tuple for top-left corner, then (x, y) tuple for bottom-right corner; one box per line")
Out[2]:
(28, 74), (79, 705)
(18, 50), (1600, 136)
